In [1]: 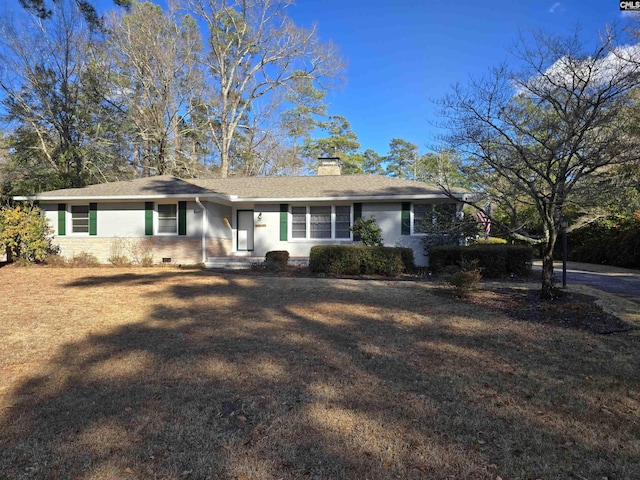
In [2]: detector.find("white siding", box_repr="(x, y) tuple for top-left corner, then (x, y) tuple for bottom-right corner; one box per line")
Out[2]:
(362, 203), (401, 246)
(38, 199), (454, 266)
(97, 202), (146, 237)
(40, 201), (230, 239)
(40, 204), (59, 235)
(252, 205), (283, 256)
(205, 202), (233, 239)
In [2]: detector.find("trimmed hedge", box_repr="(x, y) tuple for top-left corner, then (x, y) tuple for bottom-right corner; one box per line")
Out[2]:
(564, 216), (640, 268)
(265, 250), (290, 265)
(309, 245), (413, 277)
(429, 244), (533, 278)
(398, 247), (415, 271)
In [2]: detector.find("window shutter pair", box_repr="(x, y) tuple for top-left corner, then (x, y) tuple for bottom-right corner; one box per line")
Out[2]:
(57, 203), (97, 236)
(280, 203), (362, 241)
(145, 201), (187, 236)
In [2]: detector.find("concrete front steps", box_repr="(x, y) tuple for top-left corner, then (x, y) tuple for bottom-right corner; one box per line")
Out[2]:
(205, 256), (309, 270)
(205, 256), (262, 270)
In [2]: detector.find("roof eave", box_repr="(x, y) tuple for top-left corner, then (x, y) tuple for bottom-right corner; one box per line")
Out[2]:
(229, 192), (468, 203)
(14, 191), (468, 204)
(14, 193), (234, 204)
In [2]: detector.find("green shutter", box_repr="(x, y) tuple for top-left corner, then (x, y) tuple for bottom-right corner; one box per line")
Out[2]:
(401, 202), (411, 235)
(145, 202), (153, 236)
(89, 203), (97, 236)
(178, 201), (187, 236)
(353, 203), (362, 241)
(57, 204), (66, 236)
(280, 204), (288, 241)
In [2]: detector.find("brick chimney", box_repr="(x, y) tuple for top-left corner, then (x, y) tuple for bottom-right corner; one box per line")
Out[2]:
(317, 157), (341, 176)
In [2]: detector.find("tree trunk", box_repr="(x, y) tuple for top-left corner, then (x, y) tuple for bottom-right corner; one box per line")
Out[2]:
(540, 237), (559, 300)
(219, 138), (229, 178)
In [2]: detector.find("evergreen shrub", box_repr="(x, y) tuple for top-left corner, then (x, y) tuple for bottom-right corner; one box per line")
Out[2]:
(265, 250), (290, 270)
(567, 215), (640, 268)
(351, 218), (384, 246)
(429, 244), (532, 278)
(309, 245), (409, 277)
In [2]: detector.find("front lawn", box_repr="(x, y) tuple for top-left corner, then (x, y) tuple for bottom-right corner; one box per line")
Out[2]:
(1, 266), (638, 479)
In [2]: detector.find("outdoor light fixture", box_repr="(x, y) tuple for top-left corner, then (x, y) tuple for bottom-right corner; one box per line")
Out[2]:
(560, 216), (569, 288)
(257, 212), (263, 221)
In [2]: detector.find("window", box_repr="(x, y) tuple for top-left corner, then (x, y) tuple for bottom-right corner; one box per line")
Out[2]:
(310, 206), (331, 239)
(413, 203), (457, 234)
(71, 205), (89, 233)
(290, 205), (352, 240)
(158, 204), (177, 234)
(291, 207), (307, 239)
(413, 204), (430, 234)
(335, 206), (351, 239)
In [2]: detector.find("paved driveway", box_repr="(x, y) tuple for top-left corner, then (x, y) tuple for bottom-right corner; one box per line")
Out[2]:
(557, 263), (640, 299)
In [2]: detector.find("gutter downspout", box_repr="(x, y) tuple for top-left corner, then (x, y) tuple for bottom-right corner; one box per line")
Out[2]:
(195, 197), (206, 264)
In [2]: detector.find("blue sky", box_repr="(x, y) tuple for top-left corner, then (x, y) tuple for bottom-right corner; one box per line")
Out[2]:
(3, 0), (632, 157)
(287, 0), (630, 155)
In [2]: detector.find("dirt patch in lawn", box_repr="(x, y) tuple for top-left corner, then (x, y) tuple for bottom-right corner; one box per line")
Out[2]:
(1, 266), (639, 480)
(462, 286), (635, 335)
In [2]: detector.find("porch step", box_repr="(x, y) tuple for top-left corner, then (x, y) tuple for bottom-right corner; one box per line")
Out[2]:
(204, 256), (309, 270)
(204, 257), (263, 270)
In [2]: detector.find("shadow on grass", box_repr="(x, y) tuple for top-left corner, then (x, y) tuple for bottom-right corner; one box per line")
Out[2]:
(1, 270), (639, 479)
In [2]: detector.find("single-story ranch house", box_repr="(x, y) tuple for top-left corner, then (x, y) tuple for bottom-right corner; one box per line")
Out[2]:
(14, 164), (469, 267)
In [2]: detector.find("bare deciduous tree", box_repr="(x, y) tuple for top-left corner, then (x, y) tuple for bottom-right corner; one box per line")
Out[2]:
(104, 2), (204, 177)
(186, 0), (344, 178)
(438, 30), (640, 299)
(0, 0), (123, 191)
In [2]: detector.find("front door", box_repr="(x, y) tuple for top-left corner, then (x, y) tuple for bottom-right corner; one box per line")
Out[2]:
(237, 210), (254, 251)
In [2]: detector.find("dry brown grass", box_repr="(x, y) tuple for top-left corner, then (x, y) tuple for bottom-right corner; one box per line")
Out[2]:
(1, 265), (639, 479)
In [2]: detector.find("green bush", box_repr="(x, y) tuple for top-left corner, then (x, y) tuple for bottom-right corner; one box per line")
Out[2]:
(429, 244), (532, 278)
(351, 217), (384, 246)
(309, 245), (408, 277)
(263, 250), (289, 271)
(398, 247), (415, 271)
(365, 247), (406, 277)
(265, 250), (289, 265)
(0, 204), (53, 263)
(566, 215), (640, 268)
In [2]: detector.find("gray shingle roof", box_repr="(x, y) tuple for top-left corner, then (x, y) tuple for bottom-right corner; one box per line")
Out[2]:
(30, 176), (210, 197)
(18, 174), (467, 201)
